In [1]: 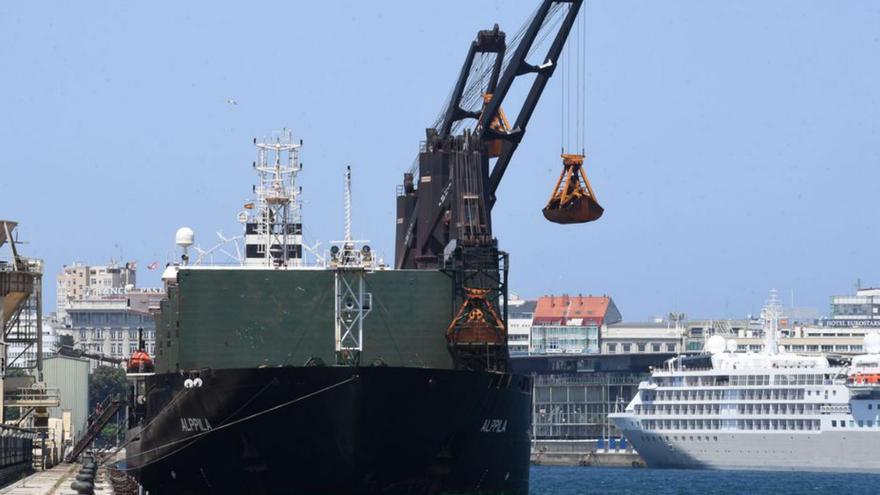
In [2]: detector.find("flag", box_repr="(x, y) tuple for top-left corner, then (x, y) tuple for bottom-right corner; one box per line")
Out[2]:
(147, 261), (160, 271)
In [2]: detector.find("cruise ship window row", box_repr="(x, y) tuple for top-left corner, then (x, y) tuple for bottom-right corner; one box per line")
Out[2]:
(640, 434), (719, 443)
(642, 418), (820, 432)
(635, 403), (819, 416)
(643, 388), (805, 402)
(652, 374), (826, 388)
(831, 419), (880, 428)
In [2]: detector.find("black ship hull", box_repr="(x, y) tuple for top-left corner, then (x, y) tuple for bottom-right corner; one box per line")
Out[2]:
(124, 366), (531, 495)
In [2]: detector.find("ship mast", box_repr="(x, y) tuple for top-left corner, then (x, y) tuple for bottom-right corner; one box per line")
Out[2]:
(761, 289), (784, 355)
(332, 166), (374, 366)
(245, 129), (303, 267)
(344, 166), (353, 245)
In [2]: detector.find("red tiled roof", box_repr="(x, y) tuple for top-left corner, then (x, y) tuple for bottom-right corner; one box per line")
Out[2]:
(533, 294), (613, 325)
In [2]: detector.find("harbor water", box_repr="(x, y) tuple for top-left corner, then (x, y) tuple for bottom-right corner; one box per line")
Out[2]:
(530, 466), (880, 494)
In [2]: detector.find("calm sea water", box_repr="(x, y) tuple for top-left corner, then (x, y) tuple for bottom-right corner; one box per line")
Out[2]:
(530, 466), (880, 494)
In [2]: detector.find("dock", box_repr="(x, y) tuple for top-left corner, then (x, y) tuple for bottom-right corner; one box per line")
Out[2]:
(0, 464), (112, 495)
(531, 440), (645, 468)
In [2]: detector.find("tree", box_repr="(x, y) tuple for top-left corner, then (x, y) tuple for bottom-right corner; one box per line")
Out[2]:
(88, 366), (127, 408)
(88, 366), (128, 447)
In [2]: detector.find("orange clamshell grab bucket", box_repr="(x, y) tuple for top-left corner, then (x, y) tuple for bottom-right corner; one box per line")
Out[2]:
(542, 153), (604, 224)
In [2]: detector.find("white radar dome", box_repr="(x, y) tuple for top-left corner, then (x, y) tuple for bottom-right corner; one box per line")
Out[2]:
(865, 331), (880, 354)
(725, 339), (738, 353)
(706, 335), (726, 355)
(175, 227), (195, 247)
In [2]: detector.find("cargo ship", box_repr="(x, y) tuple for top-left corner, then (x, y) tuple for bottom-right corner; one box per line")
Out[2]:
(117, 1), (589, 491)
(119, 132), (530, 494)
(611, 293), (880, 472)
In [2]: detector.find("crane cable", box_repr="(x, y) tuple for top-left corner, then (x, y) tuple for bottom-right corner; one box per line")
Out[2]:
(576, 1), (581, 153)
(581, 1), (587, 154)
(560, 3), (586, 155)
(411, 3), (568, 176)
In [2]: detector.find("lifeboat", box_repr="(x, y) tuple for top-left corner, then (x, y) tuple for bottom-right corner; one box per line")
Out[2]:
(127, 349), (154, 373)
(542, 153), (603, 224)
(848, 372), (880, 386)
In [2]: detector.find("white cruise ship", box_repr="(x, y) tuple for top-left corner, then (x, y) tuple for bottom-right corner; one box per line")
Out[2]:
(610, 296), (880, 472)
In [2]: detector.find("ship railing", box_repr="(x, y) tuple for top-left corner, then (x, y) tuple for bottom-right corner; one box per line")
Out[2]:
(533, 373), (647, 387)
(654, 365), (714, 374)
(819, 404), (851, 414)
(254, 184), (298, 200)
(4, 387), (61, 408)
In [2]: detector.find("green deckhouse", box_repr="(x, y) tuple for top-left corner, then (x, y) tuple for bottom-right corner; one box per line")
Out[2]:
(155, 267), (456, 373)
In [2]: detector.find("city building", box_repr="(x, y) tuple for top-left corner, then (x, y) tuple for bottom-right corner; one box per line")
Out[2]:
(729, 324), (866, 355)
(828, 287), (880, 322)
(67, 289), (163, 370)
(684, 317), (871, 357)
(602, 321), (684, 355)
(683, 318), (755, 353)
(56, 261), (137, 322)
(530, 295), (621, 355)
(512, 353), (672, 446)
(507, 297), (537, 356)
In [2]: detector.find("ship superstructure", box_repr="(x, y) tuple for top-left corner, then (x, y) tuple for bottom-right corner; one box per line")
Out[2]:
(611, 292), (880, 472)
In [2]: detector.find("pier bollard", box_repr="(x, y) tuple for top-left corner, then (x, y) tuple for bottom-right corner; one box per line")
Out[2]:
(70, 480), (95, 495)
(76, 473), (94, 482)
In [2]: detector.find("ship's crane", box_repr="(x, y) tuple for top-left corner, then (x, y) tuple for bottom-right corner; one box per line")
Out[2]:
(395, 0), (587, 271)
(58, 344), (126, 366)
(394, 0), (589, 371)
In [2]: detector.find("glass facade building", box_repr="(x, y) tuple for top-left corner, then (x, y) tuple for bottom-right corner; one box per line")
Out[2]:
(831, 288), (880, 320)
(531, 323), (599, 354)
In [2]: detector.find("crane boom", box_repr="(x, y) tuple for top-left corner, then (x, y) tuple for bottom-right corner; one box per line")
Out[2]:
(486, 1), (583, 205)
(58, 345), (126, 365)
(395, 0), (583, 269)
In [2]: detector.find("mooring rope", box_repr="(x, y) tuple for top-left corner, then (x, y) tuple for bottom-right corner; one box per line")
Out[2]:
(94, 385), (194, 466)
(110, 375), (357, 471)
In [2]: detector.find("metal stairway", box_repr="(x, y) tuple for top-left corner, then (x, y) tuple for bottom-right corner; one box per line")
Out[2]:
(65, 395), (121, 463)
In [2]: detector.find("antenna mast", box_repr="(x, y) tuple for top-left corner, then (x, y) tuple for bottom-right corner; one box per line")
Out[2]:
(331, 167), (374, 366)
(344, 166), (353, 245)
(246, 129), (303, 267)
(761, 289), (784, 355)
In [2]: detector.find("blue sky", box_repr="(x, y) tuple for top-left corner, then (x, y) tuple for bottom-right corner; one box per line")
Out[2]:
(1, 1), (878, 319)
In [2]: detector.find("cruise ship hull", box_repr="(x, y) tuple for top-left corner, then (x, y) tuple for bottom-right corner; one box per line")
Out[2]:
(614, 416), (880, 472)
(124, 366), (531, 495)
